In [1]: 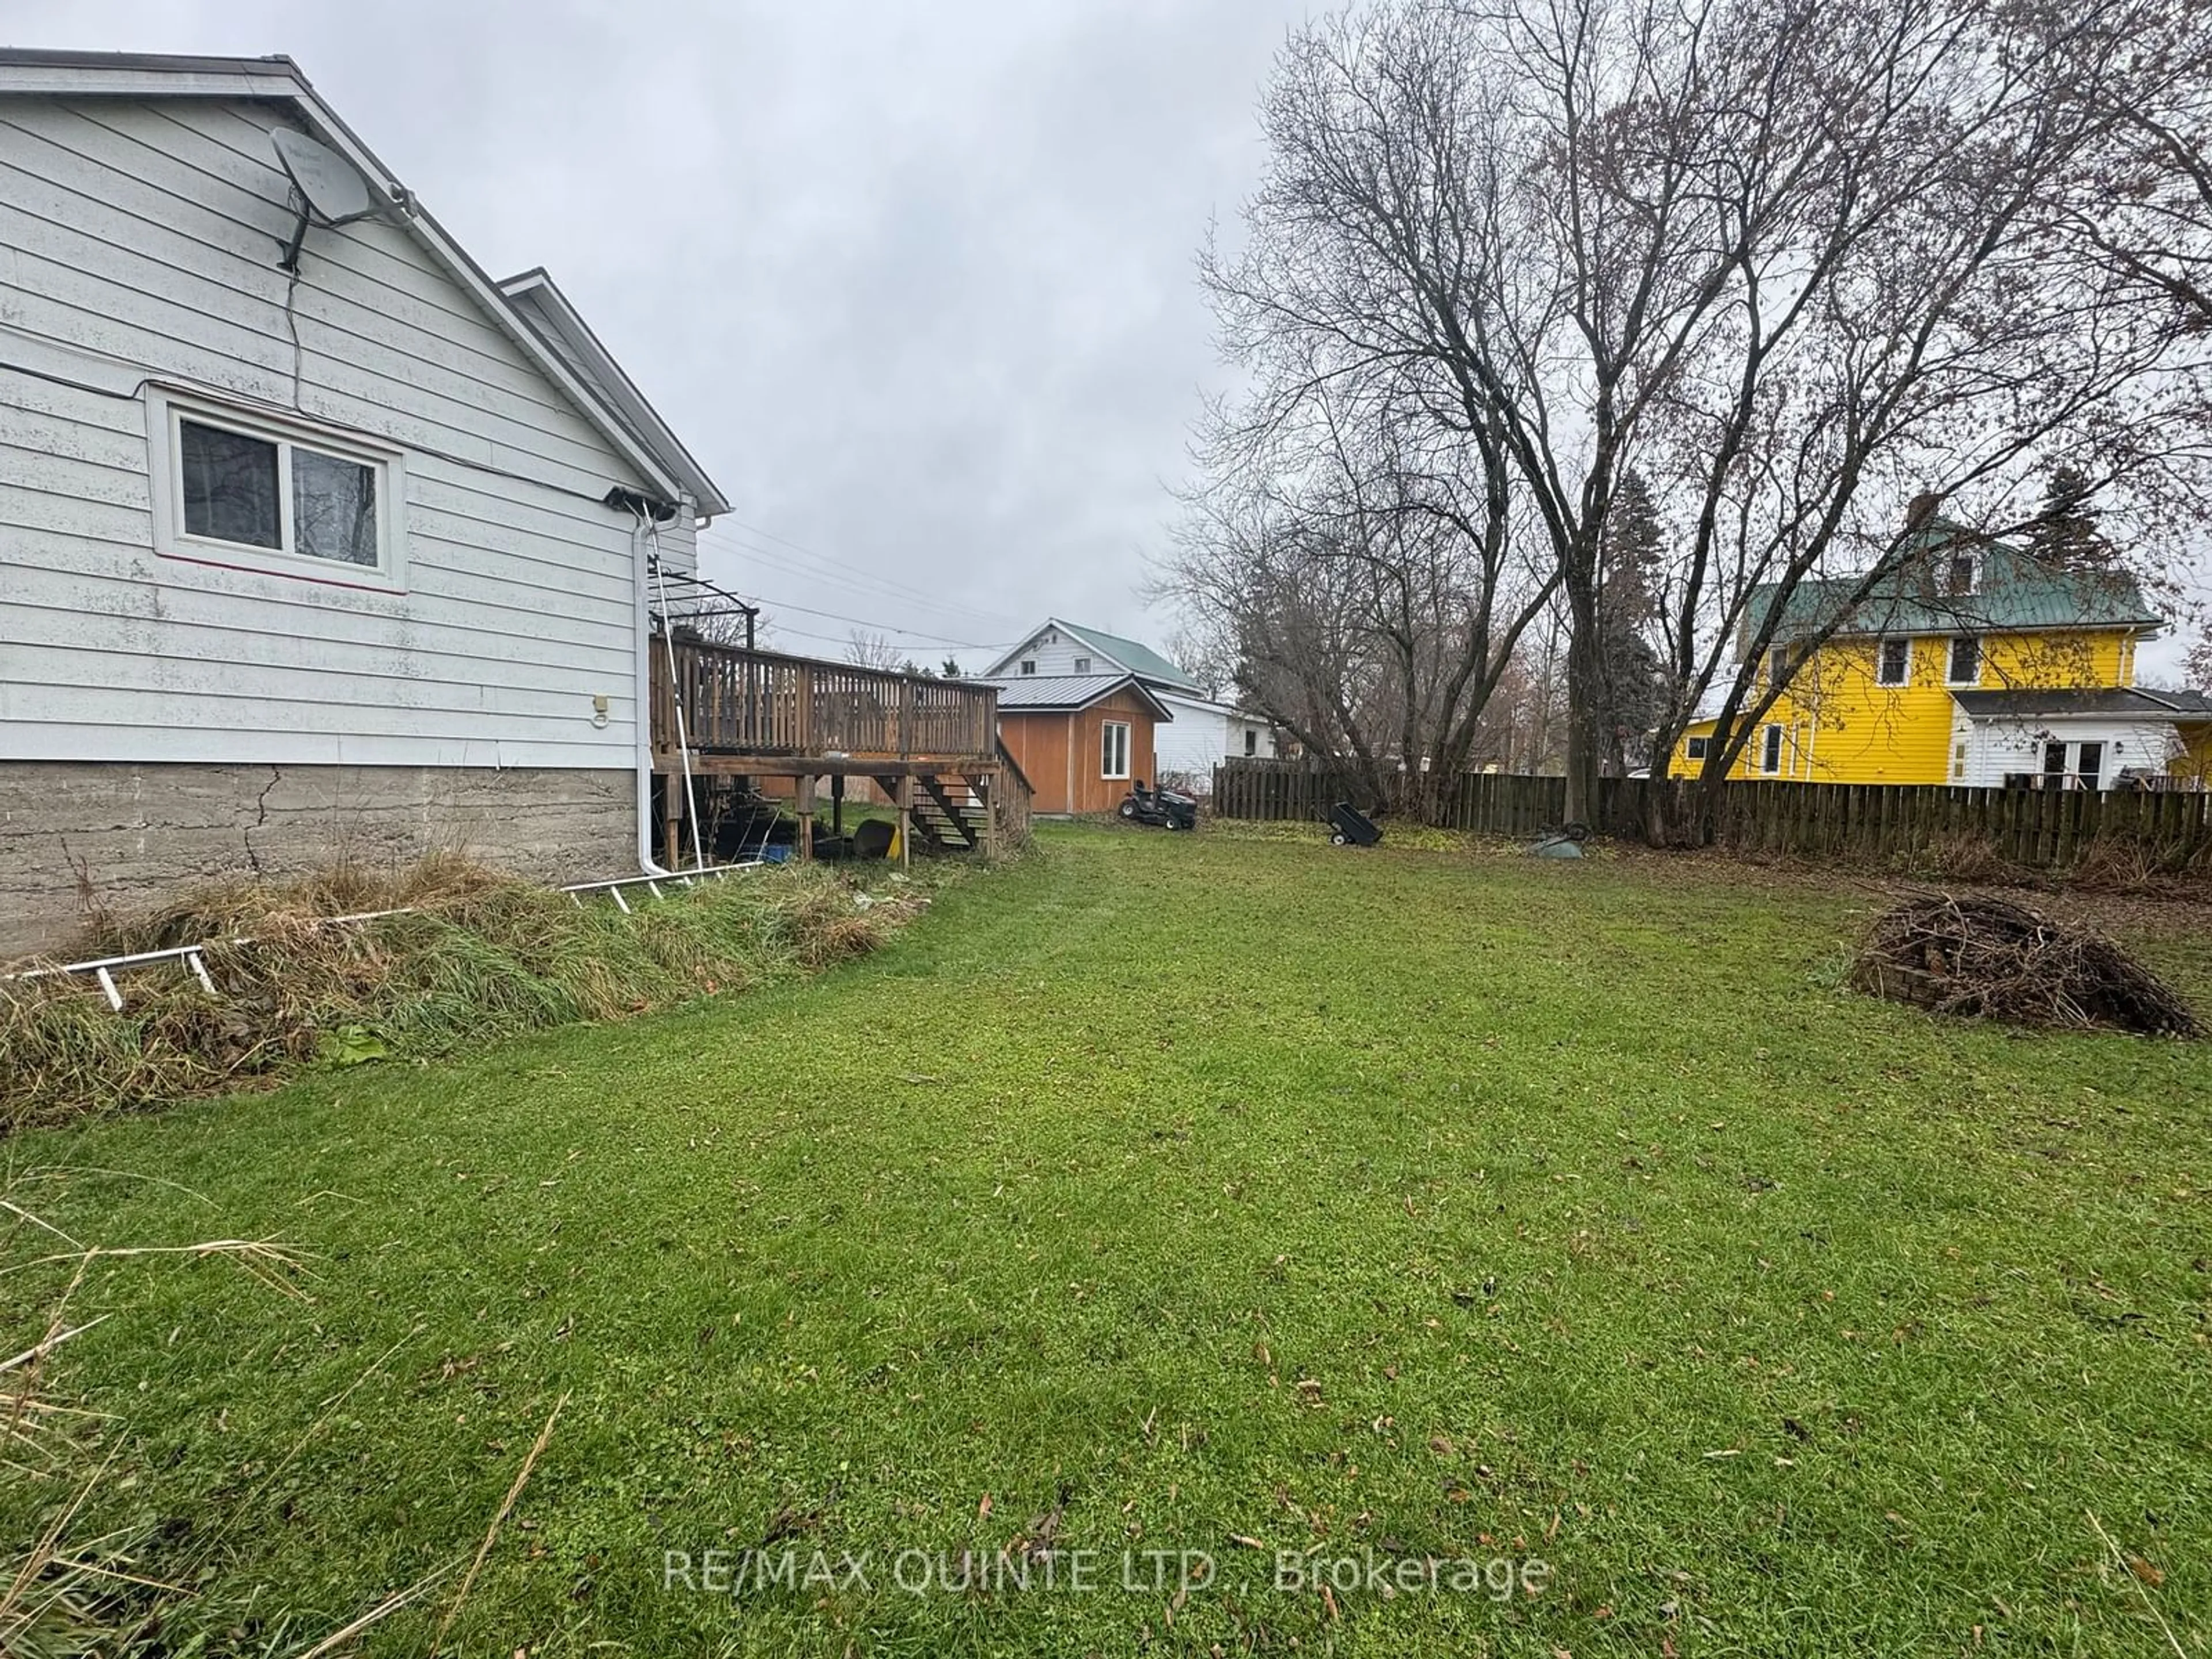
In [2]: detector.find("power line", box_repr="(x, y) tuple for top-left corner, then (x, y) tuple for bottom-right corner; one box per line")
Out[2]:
(699, 542), (1013, 637)
(696, 520), (1026, 630)
(698, 529), (1017, 632)
(723, 588), (1005, 653)
(763, 621), (979, 660)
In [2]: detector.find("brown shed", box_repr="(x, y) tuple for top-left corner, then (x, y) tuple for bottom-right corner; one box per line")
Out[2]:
(984, 673), (1173, 816)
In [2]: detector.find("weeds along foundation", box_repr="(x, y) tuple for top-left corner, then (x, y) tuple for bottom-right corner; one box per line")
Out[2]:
(1, 858), (916, 1131)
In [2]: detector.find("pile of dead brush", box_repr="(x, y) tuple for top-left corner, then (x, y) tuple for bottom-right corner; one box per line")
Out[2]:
(1851, 892), (2196, 1037)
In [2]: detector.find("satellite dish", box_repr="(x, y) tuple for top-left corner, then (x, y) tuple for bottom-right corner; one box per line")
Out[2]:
(271, 128), (378, 270)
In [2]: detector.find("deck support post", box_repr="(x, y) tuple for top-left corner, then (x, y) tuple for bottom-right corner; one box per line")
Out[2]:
(661, 775), (683, 869)
(894, 776), (914, 872)
(797, 775), (817, 863)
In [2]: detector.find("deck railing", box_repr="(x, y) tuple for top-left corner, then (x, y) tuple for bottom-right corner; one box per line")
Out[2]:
(652, 637), (999, 762)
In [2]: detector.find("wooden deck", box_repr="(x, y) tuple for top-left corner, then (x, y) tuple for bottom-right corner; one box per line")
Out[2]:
(650, 638), (1022, 861)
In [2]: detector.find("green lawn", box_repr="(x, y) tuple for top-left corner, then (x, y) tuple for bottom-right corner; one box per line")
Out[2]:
(8, 825), (2211, 1656)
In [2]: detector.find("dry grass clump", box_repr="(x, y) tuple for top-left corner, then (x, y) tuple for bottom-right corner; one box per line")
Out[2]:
(1852, 891), (2198, 1036)
(1, 859), (922, 1132)
(2066, 831), (2212, 893)
(0, 1172), (333, 1657)
(1897, 833), (2030, 887)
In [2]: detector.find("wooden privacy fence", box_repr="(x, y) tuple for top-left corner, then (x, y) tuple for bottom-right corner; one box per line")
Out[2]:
(1211, 759), (2212, 869)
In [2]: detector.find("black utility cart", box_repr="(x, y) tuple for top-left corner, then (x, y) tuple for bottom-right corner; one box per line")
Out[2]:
(1325, 801), (1382, 847)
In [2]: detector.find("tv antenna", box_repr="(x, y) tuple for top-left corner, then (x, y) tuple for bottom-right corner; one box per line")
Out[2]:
(270, 128), (379, 271)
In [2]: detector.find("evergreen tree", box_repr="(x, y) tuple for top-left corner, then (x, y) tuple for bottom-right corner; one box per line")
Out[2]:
(2031, 465), (2118, 571)
(1595, 472), (1668, 775)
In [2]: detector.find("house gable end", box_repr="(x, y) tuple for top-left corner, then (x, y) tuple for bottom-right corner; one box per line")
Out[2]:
(0, 51), (688, 509)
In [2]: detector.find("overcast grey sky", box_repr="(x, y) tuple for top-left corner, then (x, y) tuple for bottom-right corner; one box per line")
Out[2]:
(7, 0), (1315, 665)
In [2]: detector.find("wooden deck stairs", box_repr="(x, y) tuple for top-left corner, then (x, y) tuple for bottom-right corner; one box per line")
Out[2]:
(650, 638), (1029, 862)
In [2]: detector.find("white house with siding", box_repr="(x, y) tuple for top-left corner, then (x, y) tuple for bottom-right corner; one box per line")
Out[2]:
(0, 49), (728, 958)
(981, 618), (1281, 790)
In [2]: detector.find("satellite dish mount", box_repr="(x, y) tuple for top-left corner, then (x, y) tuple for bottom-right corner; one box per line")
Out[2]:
(270, 128), (378, 272)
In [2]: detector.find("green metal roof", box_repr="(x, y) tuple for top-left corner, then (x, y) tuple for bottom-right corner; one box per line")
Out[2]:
(1043, 620), (1203, 692)
(1747, 525), (2162, 651)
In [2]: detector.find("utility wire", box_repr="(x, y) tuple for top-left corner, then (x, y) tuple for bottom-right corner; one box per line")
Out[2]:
(724, 590), (1003, 652)
(695, 520), (1025, 630)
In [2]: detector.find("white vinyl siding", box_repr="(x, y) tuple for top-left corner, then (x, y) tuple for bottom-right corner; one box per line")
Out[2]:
(1006, 627), (1099, 678)
(0, 94), (678, 770)
(1953, 714), (2184, 790)
(1152, 690), (1280, 785)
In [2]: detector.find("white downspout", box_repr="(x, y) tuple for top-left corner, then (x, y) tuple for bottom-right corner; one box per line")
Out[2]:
(649, 524), (706, 869)
(631, 512), (673, 876)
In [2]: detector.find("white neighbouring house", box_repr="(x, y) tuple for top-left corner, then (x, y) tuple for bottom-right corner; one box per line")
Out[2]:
(0, 49), (730, 960)
(980, 619), (1281, 790)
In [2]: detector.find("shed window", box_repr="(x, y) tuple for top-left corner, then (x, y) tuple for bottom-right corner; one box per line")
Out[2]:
(1101, 720), (1131, 780)
(1244, 728), (1258, 756)
(1020, 660), (1036, 676)
(1685, 735), (1710, 762)
(1947, 635), (1981, 685)
(154, 393), (399, 585)
(1876, 637), (1911, 687)
(1073, 656), (1092, 673)
(1760, 724), (1784, 775)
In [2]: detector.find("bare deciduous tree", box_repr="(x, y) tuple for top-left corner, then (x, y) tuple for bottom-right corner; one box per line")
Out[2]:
(1184, 0), (2212, 835)
(1161, 385), (1558, 820)
(844, 630), (903, 672)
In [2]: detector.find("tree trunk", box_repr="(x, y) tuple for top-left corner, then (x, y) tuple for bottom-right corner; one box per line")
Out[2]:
(1561, 582), (1604, 828)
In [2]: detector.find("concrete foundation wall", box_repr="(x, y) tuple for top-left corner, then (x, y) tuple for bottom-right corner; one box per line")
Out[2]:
(0, 763), (635, 962)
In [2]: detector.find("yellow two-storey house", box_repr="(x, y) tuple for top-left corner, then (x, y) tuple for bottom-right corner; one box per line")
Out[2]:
(1675, 528), (2212, 789)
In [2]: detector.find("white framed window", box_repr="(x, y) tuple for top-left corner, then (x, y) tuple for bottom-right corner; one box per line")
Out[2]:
(1685, 734), (1709, 762)
(1101, 719), (1131, 780)
(1876, 637), (1911, 687)
(1944, 552), (1976, 597)
(1760, 723), (1784, 775)
(1946, 635), (1981, 685)
(1020, 660), (1037, 676)
(1073, 656), (1092, 673)
(147, 389), (403, 588)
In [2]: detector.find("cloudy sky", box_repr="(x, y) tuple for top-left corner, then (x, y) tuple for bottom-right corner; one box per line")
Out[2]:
(8, 0), (1316, 668)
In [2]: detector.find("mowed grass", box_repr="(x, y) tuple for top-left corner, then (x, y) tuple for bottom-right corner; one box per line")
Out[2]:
(7, 825), (2211, 1656)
